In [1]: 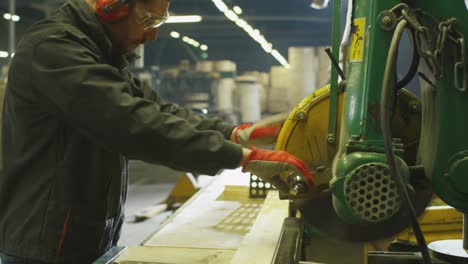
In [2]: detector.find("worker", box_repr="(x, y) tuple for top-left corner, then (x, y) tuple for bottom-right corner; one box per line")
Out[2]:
(0, 0), (315, 263)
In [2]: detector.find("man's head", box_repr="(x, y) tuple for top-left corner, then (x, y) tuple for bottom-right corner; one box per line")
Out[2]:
(86, 0), (170, 54)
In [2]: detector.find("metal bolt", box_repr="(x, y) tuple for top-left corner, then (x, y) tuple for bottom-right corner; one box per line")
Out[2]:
(327, 136), (336, 144)
(409, 101), (420, 113)
(382, 16), (392, 26)
(296, 111), (307, 121)
(287, 173), (309, 196)
(379, 11), (397, 31)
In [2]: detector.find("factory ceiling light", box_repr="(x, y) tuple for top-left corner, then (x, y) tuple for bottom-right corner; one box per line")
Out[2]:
(210, 0), (290, 68)
(271, 50), (289, 67)
(212, 0), (228, 12)
(173, 32), (209, 52)
(233, 6), (243, 15)
(166, 15), (202, 23)
(0, 51), (9, 58)
(3, 13), (20, 22)
(170, 31), (181, 38)
(224, 10), (238, 22)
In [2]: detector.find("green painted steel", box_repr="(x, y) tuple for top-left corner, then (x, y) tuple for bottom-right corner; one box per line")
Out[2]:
(409, 0), (468, 211)
(326, 0), (342, 145)
(330, 152), (411, 224)
(331, 0), (410, 224)
(331, 0), (468, 223)
(341, 0), (402, 144)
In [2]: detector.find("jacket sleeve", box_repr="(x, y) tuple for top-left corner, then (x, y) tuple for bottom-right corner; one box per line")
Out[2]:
(30, 33), (242, 175)
(127, 72), (236, 140)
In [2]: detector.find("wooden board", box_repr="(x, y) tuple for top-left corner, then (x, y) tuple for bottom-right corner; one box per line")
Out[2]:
(143, 169), (260, 250)
(114, 169), (368, 264)
(114, 246), (235, 264)
(230, 190), (289, 264)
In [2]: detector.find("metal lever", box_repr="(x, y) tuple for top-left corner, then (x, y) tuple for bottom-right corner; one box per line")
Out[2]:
(325, 48), (346, 80)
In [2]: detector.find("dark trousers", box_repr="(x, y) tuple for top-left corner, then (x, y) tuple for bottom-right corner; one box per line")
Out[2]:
(0, 253), (48, 264)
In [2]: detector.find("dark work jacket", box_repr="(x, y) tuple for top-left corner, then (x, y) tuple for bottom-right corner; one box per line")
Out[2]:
(0, 0), (242, 263)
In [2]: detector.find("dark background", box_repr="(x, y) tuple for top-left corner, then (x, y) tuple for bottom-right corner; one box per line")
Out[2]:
(0, 0), (334, 72)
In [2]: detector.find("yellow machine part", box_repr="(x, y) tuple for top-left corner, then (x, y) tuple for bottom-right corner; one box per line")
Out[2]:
(276, 85), (423, 190)
(164, 173), (199, 206)
(397, 203), (463, 243)
(399, 206), (463, 243)
(275, 85), (344, 187)
(274, 85), (453, 242)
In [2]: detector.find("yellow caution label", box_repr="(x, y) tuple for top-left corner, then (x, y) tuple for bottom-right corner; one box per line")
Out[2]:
(349, 18), (366, 62)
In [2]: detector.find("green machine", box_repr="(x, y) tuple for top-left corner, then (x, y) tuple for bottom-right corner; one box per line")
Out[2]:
(331, 0), (468, 225)
(273, 0), (468, 263)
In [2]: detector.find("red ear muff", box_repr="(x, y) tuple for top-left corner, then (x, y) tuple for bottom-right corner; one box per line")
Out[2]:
(96, 0), (130, 22)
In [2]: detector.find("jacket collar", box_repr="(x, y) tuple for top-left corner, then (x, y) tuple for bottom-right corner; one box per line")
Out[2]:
(56, 0), (138, 69)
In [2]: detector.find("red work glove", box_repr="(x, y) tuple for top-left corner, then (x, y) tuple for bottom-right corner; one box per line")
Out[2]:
(242, 147), (316, 195)
(232, 112), (289, 148)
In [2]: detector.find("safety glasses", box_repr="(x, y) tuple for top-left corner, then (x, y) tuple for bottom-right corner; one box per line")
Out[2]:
(135, 8), (170, 31)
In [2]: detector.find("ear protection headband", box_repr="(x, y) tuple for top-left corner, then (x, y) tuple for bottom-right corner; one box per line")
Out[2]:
(96, 0), (132, 22)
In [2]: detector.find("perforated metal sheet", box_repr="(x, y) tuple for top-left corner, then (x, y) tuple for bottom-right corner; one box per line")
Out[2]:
(345, 163), (402, 223)
(249, 174), (275, 198)
(215, 202), (262, 234)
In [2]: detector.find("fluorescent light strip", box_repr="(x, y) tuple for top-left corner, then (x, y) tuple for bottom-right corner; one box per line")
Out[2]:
(171, 31), (208, 51)
(224, 10), (238, 21)
(212, 0), (228, 12)
(210, 0), (290, 68)
(271, 50), (288, 66)
(233, 6), (243, 15)
(3, 13), (20, 22)
(0, 51), (9, 58)
(170, 31), (180, 38)
(166, 15), (202, 23)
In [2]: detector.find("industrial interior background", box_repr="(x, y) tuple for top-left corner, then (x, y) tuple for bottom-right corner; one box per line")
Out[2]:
(0, 0), (340, 247)
(0, 0), (427, 261)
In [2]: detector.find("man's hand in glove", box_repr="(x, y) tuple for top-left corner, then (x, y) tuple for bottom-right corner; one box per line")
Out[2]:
(231, 112), (289, 148)
(240, 147), (316, 195)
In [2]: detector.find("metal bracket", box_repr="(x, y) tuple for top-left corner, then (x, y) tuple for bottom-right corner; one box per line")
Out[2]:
(454, 37), (467, 92)
(327, 0), (342, 146)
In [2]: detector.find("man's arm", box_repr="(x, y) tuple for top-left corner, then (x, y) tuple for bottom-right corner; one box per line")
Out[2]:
(124, 70), (315, 193)
(127, 72), (236, 140)
(30, 33), (241, 175)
